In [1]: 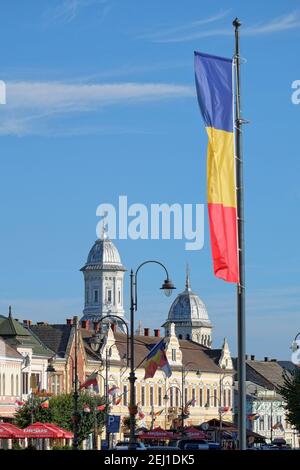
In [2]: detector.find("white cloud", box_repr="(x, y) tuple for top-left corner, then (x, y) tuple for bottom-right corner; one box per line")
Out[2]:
(43, 0), (110, 25)
(144, 11), (300, 43)
(0, 80), (194, 136)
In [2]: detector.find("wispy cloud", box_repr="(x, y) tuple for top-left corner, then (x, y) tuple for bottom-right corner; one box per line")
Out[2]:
(0, 80), (194, 136)
(43, 0), (111, 25)
(142, 11), (300, 43)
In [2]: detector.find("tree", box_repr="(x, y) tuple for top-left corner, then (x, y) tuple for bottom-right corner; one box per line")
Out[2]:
(15, 392), (106, 444)
(277, 369), (300, 432)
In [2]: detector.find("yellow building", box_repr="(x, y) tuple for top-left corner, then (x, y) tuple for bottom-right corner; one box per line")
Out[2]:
(96, 323), (234, 442)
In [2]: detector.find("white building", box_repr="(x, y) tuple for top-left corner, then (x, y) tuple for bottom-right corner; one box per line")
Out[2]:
(80, 234), (127, 331)
(0, 308), (52, 420)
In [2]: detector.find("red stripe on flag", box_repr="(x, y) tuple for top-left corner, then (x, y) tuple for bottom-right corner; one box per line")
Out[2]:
(208, 203), (239, 283)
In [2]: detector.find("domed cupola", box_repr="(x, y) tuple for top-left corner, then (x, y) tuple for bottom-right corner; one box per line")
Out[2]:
(80, 232), (127, 330)
(162, 267), (212, 347)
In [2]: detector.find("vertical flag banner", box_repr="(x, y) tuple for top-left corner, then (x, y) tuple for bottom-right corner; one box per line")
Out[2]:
(194, 51), (239, 283)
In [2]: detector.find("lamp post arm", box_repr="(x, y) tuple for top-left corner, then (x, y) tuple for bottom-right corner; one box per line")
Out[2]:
(134, 260), (170, 311)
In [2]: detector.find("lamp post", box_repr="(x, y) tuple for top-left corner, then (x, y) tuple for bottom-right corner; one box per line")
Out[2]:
(129, 260), (175, 450)
(72, 315), (80, 449)
(163, 385), (182, 430)
(205, 395), (225, 447)
(180, 363), (201, 429)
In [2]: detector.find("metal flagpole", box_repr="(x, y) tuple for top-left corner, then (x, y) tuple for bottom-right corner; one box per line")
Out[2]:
(233, 17), (247, 450)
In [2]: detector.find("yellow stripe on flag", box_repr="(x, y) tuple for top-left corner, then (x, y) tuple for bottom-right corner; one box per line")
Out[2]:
(206, 127), (236, 208)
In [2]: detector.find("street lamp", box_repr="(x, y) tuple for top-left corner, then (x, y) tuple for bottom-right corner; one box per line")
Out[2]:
(163, 385), (182, 430)
(205, 395), (227, 447)
(181, 363), (201, 429)
(129, 260), (175, 450)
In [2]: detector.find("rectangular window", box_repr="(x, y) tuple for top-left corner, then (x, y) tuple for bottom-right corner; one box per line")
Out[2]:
(171, 349), (176, 361)
(192, 388), (196, 404)
(141, 386), (145, 407)
(176, 388), (180, 407)
(94, 290), (99, 303)
(206, 388), (210, 407)
(200, 388), (203, 407)
(30, 373), (41, 392)
(185, 388), (188, 405)
(118, 290), (121, 304)
(214, 388), (217, 407)
(150, 386), (154, 406)
(170, 388), (173, 407)
(227, 389), (231, 407)
(123, 385), (128, 406)
(107, 289), (112, 303)
(22, 373), (29, 395)
(223, 389), (227, 407)
(158, 387), (162, 407)
(50, 375), (61, 395)
(259, 416), (264, 431)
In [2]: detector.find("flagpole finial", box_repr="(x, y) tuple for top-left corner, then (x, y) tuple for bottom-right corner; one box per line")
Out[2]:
(233, 17), (241, 28)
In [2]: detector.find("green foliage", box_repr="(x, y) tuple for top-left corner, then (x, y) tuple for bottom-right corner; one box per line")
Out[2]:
(15, 392), (106, 444)
(277, 369), (300, 432)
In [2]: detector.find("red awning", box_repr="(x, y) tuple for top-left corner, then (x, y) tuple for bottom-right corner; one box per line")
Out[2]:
(138, 426), (175, 440)
(45, 423), (73, 439)
(23, 422), (64, 438)
(0, 423), (26, 439)
(183, 426), (207, 439)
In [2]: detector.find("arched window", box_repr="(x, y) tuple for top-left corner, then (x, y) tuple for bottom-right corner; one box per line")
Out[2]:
(186, 334), (190, 340)
(11, 374), (14, 396)
(178, 334), (182, 339)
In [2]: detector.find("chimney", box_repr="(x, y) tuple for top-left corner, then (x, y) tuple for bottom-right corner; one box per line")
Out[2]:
(23, 320), (28, 326)
(66, 318), (73, 326)
(251, 355), (255, 361)
(93, 321), (99, 332)
(245, 354), (249, 360)
(144, 328), (150, 337)
(264, 356), (269, 362)
(81, 320), (89, 330)
(111, 323), (116, 332)
(154, 329), (160, 337)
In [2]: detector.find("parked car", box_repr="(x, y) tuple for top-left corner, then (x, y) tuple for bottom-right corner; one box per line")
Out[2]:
(170, 439), (209, 450)
(114, 441), (146, 450)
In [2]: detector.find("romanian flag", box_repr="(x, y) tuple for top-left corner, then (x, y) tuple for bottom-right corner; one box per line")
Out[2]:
(194, 51), (239, 283)
(80, 371), (99, 392)
(144, 340), (171, 379)
(40, 398), (49, 409)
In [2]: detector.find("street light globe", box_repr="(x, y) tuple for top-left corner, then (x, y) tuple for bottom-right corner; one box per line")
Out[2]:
(160, 279), (176, 297)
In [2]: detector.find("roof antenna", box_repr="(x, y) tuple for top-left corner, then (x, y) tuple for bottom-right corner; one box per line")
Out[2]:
(185, 264), (191, 291)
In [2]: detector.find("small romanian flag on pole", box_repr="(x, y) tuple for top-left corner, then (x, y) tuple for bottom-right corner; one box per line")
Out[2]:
(80, 371), (99, 392)
(144, 340), (172, 379)
(194, 51), (239, 283)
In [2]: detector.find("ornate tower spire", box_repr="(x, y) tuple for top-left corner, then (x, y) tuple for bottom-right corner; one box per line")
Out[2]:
(185, 263), (191, 292)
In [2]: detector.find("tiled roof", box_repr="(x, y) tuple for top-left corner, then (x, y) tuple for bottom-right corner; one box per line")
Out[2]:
(30, 324), (73, 358)
(114, 333), (222, 373)
(0, 338), (23, 359)
(232, 358), (286, 389)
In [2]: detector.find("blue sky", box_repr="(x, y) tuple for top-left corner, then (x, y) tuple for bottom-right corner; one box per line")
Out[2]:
(0, 0), (299, 359)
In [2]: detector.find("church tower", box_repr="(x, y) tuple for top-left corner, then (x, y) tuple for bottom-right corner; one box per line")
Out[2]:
(80, 233), (127, 331)
(162, 267), (212, 347)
